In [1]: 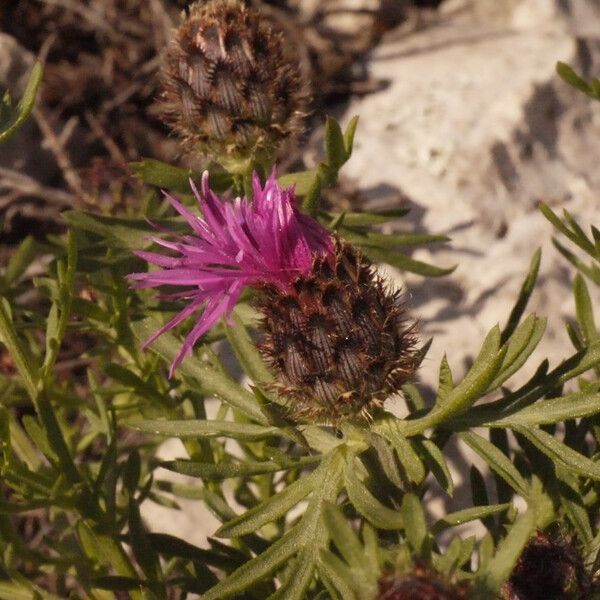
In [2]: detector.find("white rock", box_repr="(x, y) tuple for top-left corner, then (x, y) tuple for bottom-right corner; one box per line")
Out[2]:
(140, 438), (222, 549)
(345, 0), (600, 396)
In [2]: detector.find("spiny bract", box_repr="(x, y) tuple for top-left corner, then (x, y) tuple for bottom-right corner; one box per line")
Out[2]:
(258, 240), (418, 422)
(160, 0), (307, 158)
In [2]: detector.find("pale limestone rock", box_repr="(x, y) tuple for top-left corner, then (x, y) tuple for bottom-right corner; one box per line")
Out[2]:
(140, 438), (222, 549)
(345, 0), (600, 395)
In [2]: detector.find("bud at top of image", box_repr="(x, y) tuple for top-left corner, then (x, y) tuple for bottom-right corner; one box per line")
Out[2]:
(160, 0), (308, 160)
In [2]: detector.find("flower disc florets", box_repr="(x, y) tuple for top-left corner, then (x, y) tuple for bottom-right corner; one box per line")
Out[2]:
(130, 172), (418, 421)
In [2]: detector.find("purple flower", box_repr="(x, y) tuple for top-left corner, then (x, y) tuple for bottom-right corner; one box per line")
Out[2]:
(129, 170), (334, 375)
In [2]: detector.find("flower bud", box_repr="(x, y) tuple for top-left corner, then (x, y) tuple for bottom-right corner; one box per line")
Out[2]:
(160, 0), (307, 159)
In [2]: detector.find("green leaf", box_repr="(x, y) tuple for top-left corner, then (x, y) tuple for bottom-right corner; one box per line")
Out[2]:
(374, 421), (426, 484)
(319, 208), (410, 227)
(500, 249), (541, 344)
(318, 551), (358, 600)
(322, 502), (364, 569)
(469, 466), (492, 533)
(406, 326), (506, 434)
(130, 318), (266, 423)
(130, 159), (204, 193)
(21, 414), (56, 462)
(555, 341), (600, 385)
(432, 504), (511, 534)
(4, 236), (37, 286)
(128, 499), (162, 588)
(148, 533), (231, 568)
(325, 117), (347, 170)
(414, 438), (454, 496)
(0, 499), (55, 513)
(277, 170), (315, 196)
(42, 230), (77, 379)
(76, 520), (140, 584)
(402, 383), (426, 413)
(4, 411), (41, 471)
(217, 469), (318, 538)
(574, 274), (598, 345)
(104, 363), (164, 404)
(225, 311), (273, 385)
(434, 536), (465, 574)
(64, 210), (183, 250)
(0, 62), (43, 144)
(338, 228), (449, 249)
(130, 419), (280, 441)
(516, 426), (600, 480)
(553, 238), (600, 285)
(163, 454), (318, 480)
(437, 355), (454, 404)
(472, 506), (537, 597)
(0, 580), (62, 600)
(343, 116), (359, 156)
(556, 466), (593, 544)
(485, 390), (600, 428)
(203, 452), (341, 600)
(556, 62), (597, 98)
(302, 172), (322, 217)
(401, 493), (429, 559)
(91, 577), (146, 591)
(0, 300), (39, 400)
(539, 202), (597, 257)
(268, 548), (316, 600)
(361, 245), (455, 278)
(123, 450), (141, 495)
(477, 533), (495, 571)
(460, 431), (528, 497)
(489, 315), (546, 390)
(344, 460), (403, 529)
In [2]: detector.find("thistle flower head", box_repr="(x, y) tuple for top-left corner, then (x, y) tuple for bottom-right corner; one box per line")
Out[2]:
(131, 171), (418, 421)
(129, 170), (332, 375)
(160, 0), (308, 159)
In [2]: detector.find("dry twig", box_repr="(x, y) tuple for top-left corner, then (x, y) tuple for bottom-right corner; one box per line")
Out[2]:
(33, 108), (92, 204)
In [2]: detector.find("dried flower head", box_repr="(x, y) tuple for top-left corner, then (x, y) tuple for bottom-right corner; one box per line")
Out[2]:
(130, 172), (418, 421)
(160, 0), (307, 158)
(378, 565), (471, 600)
(502, 531), (593, 600)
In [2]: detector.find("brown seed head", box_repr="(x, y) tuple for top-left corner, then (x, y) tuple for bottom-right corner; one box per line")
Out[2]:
(160, 0), (308, 158)
(502, 531), (593, 600)
(378, 565), (471, 600)
(258, 241), (418, 422)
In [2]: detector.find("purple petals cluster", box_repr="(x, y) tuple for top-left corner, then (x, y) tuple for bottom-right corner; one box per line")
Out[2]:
(129, 170), (333, 374)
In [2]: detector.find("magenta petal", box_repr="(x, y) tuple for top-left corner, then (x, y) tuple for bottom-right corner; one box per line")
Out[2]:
(130, 168), (334, 376)
(142, 296), (207, 350)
